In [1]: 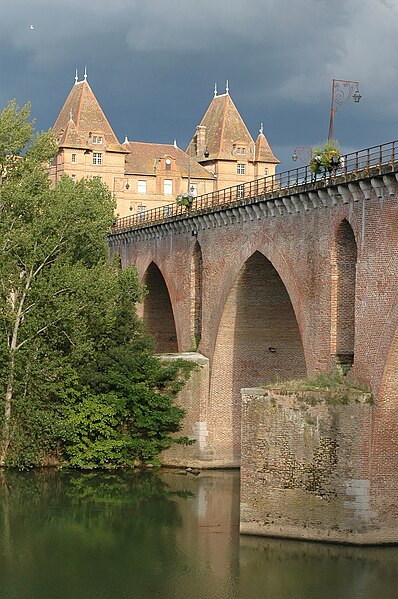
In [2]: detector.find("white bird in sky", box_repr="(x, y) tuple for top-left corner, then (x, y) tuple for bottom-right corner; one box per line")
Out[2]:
(30, 25), (34, 30)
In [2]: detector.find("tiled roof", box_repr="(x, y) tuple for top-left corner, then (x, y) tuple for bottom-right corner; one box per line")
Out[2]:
(53, 80), (127, 153)
(254, 132), (280, 164)
(124, 142), (215, 179)
(187, 93), (255, 161)
(57, 117), (90, 150)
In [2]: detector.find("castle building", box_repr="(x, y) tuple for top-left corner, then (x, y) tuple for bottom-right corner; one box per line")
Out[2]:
(186, 83), (280, 190)
(122, 140), (215, 219)
(50, 75), (279, 218)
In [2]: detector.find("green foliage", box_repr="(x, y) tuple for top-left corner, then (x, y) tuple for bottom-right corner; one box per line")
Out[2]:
(0, 100), (193, 469)
(0, 100), (33, 160)
(310, 141), (341, 174)
(176, 193), (194, 208)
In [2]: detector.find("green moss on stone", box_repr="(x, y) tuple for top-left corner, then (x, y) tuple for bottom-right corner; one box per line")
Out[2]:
(263, 373), (373, 406)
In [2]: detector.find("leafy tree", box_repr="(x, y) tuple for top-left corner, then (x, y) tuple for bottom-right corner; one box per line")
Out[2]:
(0, 101), (192, 468)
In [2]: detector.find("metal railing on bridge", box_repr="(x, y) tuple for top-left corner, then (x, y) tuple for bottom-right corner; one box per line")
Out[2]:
(111, 140), (398, 233)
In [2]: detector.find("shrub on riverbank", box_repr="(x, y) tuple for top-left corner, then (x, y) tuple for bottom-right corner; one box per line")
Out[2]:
(0, 100), (193, 469)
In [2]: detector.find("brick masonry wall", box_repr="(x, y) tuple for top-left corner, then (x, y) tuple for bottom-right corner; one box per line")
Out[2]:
(142, 262), (178, 352)
(208, 252), (307, 465)
(159, 353), (213, 467)
(330, 219), (357, 365)
(239, 388), (398, 545)
(109, 175), (398, 477)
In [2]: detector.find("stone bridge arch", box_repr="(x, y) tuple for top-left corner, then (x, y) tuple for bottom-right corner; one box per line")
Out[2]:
(140, 261), (178, 352)
(206, 250), (307, 465)
(330, 218), (358, 371)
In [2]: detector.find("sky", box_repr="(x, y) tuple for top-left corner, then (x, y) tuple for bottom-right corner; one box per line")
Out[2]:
(0, 0), (397, 169)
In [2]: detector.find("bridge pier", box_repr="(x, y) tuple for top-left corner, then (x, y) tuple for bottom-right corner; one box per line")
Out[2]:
(159, 353), (224, 468)
(239, 387), (398, 545)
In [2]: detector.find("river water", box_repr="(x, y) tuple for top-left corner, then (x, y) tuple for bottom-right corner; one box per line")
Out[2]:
(0, 469), (398, 599)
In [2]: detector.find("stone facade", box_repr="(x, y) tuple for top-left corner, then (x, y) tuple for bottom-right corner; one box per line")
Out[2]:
(239, 388), (388, 544)
(158, 353), (213, 467)
(51, 76), (278, 218)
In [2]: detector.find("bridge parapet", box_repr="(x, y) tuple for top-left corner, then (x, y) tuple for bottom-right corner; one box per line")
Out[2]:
(109, 158), (398, 246)
(110, 140), (398, 241)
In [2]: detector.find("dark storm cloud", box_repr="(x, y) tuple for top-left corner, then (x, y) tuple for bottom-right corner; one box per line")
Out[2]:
(0, 0), (397, 168)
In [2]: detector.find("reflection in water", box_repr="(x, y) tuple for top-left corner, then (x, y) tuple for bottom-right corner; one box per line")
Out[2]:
(0, 469), (397, 599)
(240, 536), (398, 599)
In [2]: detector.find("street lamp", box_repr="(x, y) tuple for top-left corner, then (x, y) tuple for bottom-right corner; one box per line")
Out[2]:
(292, 146), (312, 164)
(328, 79), (361, 141)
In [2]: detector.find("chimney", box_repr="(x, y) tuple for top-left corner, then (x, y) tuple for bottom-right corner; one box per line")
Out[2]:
(195, 125), (207, 157)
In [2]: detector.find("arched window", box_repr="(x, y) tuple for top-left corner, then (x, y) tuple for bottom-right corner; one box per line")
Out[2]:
(330, 220), (357, 372)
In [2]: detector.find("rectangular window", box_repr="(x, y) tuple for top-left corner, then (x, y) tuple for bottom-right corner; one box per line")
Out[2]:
(92, 135), (103, 144)
(138, 180), (147, 194)
(237, 147), (241, 154)
(264, 168), (269, 176)
(237, 184), (244, 199)
(241, 147), (246, 155)
(237, 163), (246, 175)
(71, 153), (76, 164)
(164, 179), (173, 195)
(93, 152), (102, 165)
(137, 205), (147, 222)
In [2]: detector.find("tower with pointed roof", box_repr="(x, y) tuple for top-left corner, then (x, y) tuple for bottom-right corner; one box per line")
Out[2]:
(49, 73), (129, 210)
(50, 73), (214, 218)
(186, 84), (279, 191)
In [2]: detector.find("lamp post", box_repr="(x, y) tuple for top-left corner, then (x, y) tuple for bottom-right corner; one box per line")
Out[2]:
(328, 79), (361, 141)
(292, 146), (312, 164)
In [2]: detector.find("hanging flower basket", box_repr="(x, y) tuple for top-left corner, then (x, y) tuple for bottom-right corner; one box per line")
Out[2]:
(310, 142), (341, 175)
(176, 193), (194, 208)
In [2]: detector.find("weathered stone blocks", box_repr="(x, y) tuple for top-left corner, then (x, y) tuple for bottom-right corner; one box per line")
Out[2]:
(238, 388), (397, 544)
(159, 353), (214, 468)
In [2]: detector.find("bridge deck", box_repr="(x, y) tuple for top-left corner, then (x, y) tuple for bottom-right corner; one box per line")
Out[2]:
(110, 140), (398, 234)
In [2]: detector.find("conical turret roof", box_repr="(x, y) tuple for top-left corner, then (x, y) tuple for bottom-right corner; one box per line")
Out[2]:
(53, 79), (126, 153)
(254, 130), (279, 164)
(187, 93), (254, 161)
(56, 116), (90, 150)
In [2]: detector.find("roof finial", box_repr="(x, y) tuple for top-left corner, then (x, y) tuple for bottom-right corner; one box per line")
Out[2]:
(84, 66), (87, 82)
(259, 122), (264, 135)
(75, 69), (78, 84)
(226, 80), (229, 95)
(214, 83), (217, 98)
(174, 139), (178, 148)
(124, 135), (129, 144)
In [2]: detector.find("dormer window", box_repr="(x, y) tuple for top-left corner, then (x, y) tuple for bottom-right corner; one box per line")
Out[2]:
(92, 135), (103, 144)
(235, 145), (247, 156)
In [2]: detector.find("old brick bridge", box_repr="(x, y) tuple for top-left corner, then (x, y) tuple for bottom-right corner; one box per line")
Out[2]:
(109, 141), (398, 544)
